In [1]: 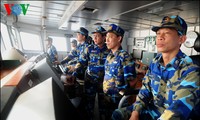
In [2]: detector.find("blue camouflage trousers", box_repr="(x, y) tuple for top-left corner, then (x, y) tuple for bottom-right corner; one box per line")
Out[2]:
(83, 73), (104, 120)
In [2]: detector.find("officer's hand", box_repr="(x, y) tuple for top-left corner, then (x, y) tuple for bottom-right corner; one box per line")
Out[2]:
(68, 66), (75, 72)
(119, 90), (125, 96)
(61, 74), (76, 86)
(66, 75), (76, 85)
(129, 111), (139, 120)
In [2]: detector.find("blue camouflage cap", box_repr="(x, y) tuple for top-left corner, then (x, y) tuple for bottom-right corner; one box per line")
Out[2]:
(91, 26), (106, 34)
(45, 36), (53, 41)
(105, 24), (125, 36)
(71, 39), (77, 46)
(76, 27), (88, 36)
(152, 15), (187, 35)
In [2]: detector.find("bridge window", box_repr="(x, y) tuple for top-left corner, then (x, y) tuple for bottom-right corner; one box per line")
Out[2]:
(1, 23), (12, 50)
(49, 36), (67, 51)
(20, 32), (42, 51)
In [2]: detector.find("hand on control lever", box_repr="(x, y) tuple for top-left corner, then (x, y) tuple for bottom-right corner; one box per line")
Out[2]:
(61, 74), (76, 86)
(68, 66), (75, 72)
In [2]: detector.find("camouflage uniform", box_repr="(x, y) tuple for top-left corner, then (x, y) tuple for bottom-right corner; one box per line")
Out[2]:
(47, 45), (57, 63)
(72, 43), (110, 119)
(68, 42), (88, 65)
(112, 50), (200, 120)
(66, 42), (89, 78)
(103, 46), (136, 119)
(62, 42), (89, 97)
(62, 27), (89, 70)
(60, 48), (78, 65)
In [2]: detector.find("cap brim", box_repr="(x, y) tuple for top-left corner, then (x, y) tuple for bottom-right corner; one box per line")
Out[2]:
(91, 31), (105, 34)
(91, 32), (97, 34)
(102, 31), (107, 34)
(74, 31), (80, 33)
(75, 31), (88, 36)
(105, 30), (123, 36)
(151, 26), (160, 32)
(152, 25), (178, 32)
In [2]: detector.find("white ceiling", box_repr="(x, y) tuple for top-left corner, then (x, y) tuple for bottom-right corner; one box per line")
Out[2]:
(1, 0), (199, 32)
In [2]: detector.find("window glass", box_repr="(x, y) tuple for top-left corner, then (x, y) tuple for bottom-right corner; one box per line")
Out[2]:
(20, 32), (42, 51)
(49, 36), (67, 51)
(1, 36), (6, 53)
(1, 23), (12, 50)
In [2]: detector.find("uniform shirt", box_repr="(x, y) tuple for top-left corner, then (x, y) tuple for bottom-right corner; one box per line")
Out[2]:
(60, 49), (78, 65)
(103, 46), (136, 96)
(67, 42), (88, 65)
(133, 50), (200, 120)
(47, 45), (57, 63)
(73, 43), (110, 81)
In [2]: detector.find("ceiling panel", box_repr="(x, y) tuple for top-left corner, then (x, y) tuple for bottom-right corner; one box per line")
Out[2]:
(1, 0), (199, 31)
(47, 2), (70, 10)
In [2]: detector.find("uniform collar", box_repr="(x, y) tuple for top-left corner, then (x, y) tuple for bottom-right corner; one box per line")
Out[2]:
(92, 43), (108, 52)
(110, 46), (123, 57)
(156, 50), (185, 69)
(100, 43), (108, 51)
(78, 41), (87, 47)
